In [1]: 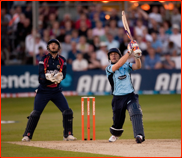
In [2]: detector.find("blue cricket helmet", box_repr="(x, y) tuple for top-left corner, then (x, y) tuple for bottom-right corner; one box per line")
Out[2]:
(108, 48), (122, 60)
(47, 39), (61, 51)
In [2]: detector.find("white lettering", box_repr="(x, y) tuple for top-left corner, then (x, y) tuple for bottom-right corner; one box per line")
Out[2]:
(19, 72), (29, 88)
(155, 73), (170, 90)
(169, 73), (181, 91)
(77, 75), (91, 92)
(77, 74), (142, 93)
(131, 74), (141, 91)
(8, 75), (19, 88)
(1, 72), (39, 89)
(105, 80), (112, 92)
(91, 75), (110, 92)
(30, 75), (39, 88)
(1, 76), (7, 88)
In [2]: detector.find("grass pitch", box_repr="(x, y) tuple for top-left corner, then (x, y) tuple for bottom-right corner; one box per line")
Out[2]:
(1, 94), (181, 157)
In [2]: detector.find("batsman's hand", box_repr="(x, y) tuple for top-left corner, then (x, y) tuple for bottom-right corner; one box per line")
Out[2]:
(133, 45), (142, 59)
(54, 72), (63, 84)
(127, 40), (138, 55)
(127, 40), (142, 58)
(45, 73), (57, 82)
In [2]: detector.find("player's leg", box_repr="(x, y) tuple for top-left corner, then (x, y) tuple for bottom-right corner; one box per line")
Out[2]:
(109, 96), (126, 142)
(127, 94), (145, 143)
(22, 93), (50, 141)
(51, 91), (76, 141)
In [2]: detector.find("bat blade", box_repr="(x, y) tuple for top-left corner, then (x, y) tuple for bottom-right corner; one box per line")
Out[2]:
(122, 11), (133, 41)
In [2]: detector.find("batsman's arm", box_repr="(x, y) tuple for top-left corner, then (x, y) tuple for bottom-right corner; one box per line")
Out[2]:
(131, 40), (142, 70)
(132, 58), (142, 70)
(112, 52), (130, 72)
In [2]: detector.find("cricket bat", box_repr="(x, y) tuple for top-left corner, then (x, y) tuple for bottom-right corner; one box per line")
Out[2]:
(122, 11), (133, 41)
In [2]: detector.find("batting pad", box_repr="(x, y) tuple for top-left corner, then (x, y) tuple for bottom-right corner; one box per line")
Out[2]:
(127, 102), (145, 138)
(130, 114), (145, 138)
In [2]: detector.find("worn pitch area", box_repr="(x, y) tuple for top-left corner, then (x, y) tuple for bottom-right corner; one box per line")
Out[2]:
(9, 139), (181, 157)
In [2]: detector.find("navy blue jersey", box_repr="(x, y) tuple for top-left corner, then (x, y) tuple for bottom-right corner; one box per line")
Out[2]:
(38, 53), (67, 92)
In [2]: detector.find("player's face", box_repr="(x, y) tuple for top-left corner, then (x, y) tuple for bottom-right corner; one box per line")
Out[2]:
(110, 52), (120, 63)
(49, 42), (59, 52)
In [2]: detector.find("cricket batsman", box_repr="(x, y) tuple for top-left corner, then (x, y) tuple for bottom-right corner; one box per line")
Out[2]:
(106, 40), (145, 143)
(22, 39), (77, 141)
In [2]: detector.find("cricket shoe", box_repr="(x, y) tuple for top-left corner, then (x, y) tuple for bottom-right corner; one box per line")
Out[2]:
(109, 135), (118, 142)
(22, 136), (30, 142)
(136, 135), (143, 143)
(63, 135), (77, 141)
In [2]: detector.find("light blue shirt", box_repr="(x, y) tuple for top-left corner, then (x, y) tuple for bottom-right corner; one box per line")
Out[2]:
(106, 62), (134, 96)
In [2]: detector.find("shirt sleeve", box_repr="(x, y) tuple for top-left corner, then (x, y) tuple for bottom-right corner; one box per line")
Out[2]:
(127, 62), (133, 73)
(38, 57), (47, 84)
(105, 65), (114, 75)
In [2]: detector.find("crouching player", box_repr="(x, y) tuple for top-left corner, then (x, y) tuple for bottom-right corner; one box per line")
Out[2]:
(106, 41), (145, 143)
(22, 39), (76, 141)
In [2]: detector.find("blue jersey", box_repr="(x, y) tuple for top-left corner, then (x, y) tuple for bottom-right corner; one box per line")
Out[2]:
(105, 62), (134, 96)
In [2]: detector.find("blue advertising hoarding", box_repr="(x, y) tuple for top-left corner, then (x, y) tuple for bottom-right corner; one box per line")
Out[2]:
(1, 65), (181, 95)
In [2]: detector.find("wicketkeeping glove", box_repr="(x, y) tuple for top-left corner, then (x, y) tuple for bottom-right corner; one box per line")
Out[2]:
(45, 73), (57, 83)
(54, 72), (63, 84)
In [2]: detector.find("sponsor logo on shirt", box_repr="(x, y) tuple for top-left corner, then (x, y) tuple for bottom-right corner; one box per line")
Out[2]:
(39, 61), (44, 64)
(118, 75), (126, 80)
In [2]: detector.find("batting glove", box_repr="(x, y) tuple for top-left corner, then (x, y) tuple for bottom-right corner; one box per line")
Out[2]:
(127, 40), (138, 55)
(54, 72), (63, 84)
(133, 46), (142, 59)
(45, 73), (57, 82)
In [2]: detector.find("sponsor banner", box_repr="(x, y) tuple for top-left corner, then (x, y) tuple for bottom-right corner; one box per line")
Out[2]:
(1, 65), (73, 93)
(73, 69), (181, 94)
(1, 65), (181, 94)
(1, 65), (39, 93)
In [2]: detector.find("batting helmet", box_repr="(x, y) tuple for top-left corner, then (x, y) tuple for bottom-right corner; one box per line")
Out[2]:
(47, 39), (61, 53)
(108, 48), (122, 60)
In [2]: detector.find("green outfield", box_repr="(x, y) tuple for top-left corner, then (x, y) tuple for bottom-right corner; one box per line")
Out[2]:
(1, 94), (181, 157)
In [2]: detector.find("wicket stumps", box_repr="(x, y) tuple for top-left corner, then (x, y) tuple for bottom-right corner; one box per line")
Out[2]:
(81, 97), (95, 141)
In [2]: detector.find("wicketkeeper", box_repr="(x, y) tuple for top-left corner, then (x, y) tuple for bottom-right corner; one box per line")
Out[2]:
(22, 39), (77, 141)
(106, 40), (145, 143)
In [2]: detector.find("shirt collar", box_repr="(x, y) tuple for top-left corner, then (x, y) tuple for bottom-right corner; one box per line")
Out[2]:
(48, 53), (59, 59)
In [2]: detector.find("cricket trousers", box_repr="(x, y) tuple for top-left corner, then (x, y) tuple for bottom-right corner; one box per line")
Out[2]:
(111, 92), (140, 129)
(34, 90), (69, 113)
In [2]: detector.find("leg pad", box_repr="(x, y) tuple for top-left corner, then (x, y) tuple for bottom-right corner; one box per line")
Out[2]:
(127, 102), (145, 138)
(62, 108), (73, 138)
(23, 110), (41, 139)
